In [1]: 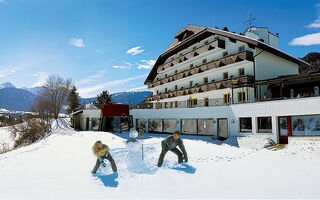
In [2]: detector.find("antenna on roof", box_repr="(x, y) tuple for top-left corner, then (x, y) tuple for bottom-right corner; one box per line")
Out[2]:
(244, 12), (256, 27)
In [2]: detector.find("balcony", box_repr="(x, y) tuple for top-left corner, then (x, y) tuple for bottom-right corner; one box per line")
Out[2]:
(145, 75), (254, 102)
(156, 38), (226, 73)
(148, 50), (254, 89)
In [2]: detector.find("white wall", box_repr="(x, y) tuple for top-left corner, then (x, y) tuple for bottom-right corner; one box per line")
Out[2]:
(254, 49), (299, 81)
(131, 96), (320, 143)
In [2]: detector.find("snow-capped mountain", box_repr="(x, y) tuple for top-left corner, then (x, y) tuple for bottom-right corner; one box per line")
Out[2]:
(21, 86), (43, 96)
(81, 91), (152, 106)
(0, 82), (16, 89)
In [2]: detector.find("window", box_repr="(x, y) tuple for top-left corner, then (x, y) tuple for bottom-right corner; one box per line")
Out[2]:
(223, 72), (228, 79)
(202, 58), (207, 64)
(170, 102), (173, 108)
(192, 98), (197, 106)
(165, 88), (168, 93)
(203, 77), (208, 84)
(175, 85), (178, 90)
(189, 81), (193, 87)
(238, 68), (245, 76)
(164, 102), (168, 108)
(190, 64), (194, 69)
(238, 46), (245, 52)
(174, 70), (178, 74)
(187, 99), (192, 108)
(156, 90), (159, 94)
(258, 117), (272, 133)
(223, 51), (228, 57)
(239, 118), (252, 132)
(204, 97), (209, 107)
(193, 46), (197, 50)
(174, 101), (178, 108)
(204, 40), (209, 45)
(223, 93), (230, 105)
(238, 91), (246, 103)
(165, 74), (168, 78)
(291, 114), (320, 136)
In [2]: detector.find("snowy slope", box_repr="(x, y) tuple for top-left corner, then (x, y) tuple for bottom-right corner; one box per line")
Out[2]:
(0, 124), (320, 199)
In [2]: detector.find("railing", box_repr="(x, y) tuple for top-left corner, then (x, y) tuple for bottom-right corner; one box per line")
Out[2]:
(158, 38), (225, 72)
(148, 50), (253, 89)
(145, 75), (254, 102)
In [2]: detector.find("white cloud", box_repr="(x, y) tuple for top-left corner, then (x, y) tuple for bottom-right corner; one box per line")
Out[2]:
(69, 38), (85, 47)
(0, 0), (7, 4)
(96, 49), (103, 54)
(0, 65), (19, 78)
(126, 46), (144, 55)
(76, 70), (106, 85)
(137, 59), (156, 69)
(112, 62), (132, 70)
(78, 73), (148, 97)
(289, 32), (320, 46)
(307, 4), (320, 28)
(27, 72), (49, 87)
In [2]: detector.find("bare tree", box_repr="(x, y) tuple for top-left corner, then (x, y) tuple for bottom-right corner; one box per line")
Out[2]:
(40, 74), (72, 119)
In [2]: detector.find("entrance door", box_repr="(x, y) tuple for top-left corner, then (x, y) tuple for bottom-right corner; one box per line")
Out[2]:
(278, 116), (292, 144)
(86, 118), (89, 131)
(217, 118), (228, 140)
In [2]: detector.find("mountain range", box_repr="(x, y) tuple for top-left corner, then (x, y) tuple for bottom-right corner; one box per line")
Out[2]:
(0, 82), (152, 112)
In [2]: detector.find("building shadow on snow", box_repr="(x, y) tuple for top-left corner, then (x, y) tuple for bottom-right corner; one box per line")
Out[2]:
(94, 173), (119, 188)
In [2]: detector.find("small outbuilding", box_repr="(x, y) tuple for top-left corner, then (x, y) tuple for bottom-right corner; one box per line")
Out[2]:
(71, 104), (101, 131)
(99, 104), (132, 132)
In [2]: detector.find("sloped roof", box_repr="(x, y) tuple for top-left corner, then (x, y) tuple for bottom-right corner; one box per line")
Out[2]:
(144, 25), (309, 84)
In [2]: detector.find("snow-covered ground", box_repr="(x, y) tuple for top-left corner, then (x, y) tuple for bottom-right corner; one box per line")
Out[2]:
(1, 121), (320, 199)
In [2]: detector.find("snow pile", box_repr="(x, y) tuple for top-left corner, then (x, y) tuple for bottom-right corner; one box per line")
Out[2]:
(237, 136), (275, 149)
(0, 124), (320, 199)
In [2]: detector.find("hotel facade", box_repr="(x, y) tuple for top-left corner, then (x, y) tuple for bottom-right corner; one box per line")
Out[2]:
(130, 25), (320, 144)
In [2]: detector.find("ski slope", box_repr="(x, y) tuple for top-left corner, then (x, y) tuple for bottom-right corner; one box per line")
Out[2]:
(1, 123), (320, 199)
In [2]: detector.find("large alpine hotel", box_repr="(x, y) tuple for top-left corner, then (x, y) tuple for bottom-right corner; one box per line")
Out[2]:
(130, 25), (320, 144)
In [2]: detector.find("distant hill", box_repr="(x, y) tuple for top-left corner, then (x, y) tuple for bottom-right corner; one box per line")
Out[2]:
(0, 82), (16, 89)
(0, 88), (36, 111)
(301, 52), (320, 74)
(21, 86), (43, 96)
(81, 91), (152, 106)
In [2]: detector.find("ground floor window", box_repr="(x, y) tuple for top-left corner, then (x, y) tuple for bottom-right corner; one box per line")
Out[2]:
(238, 91), (246, 103)
(91, 118), (100, 130)
(258, 117), (272, 133)
(239, 117), (252, 132)
(291, 115), (320, 136)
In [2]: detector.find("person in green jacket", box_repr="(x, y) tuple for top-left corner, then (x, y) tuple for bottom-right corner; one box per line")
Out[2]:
(157, 131), (188, 167)
(91, 140), (117, 174)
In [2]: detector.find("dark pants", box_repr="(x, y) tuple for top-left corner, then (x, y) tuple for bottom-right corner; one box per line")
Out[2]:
(157, 142), (183, 167)
(92, 153), (117, 174)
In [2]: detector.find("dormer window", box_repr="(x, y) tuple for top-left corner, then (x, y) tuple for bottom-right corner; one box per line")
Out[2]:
(190, 64), (194, 69)
(165, 74), (168, 78)
(175, 29), (194, 42)
(174, 70), (177, 74)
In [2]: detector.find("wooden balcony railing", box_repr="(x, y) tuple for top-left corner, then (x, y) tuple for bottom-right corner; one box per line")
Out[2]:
(148, 50), (253, 89)
(156, 38), (226, 73)
(145, 75), (254, 102)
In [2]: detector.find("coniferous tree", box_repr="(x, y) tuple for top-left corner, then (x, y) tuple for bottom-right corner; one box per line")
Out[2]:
(67, 86), (81, 113)
(93, 90), (114, 109)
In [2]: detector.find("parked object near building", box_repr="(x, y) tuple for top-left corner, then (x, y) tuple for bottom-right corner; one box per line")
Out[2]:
(130, 24), (320, 144)
(71, 103), (101, 131)
(99, 104), (133, 132)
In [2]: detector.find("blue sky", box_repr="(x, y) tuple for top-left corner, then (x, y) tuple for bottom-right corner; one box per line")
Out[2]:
(0, 0), (319, 97)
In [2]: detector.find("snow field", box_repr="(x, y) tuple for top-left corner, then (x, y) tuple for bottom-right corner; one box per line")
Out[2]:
(0, 127), (320, 199)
